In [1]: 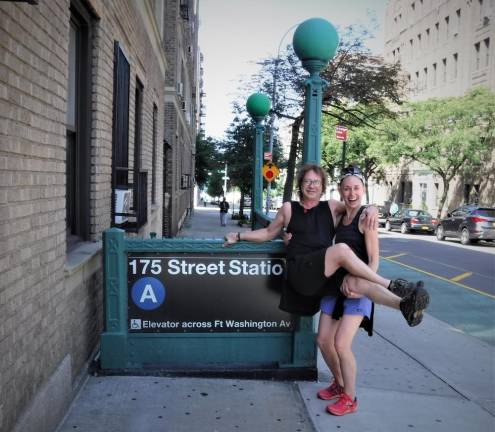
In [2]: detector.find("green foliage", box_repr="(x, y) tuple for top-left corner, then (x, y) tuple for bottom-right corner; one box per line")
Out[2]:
(251, 23), (405, 199)
(195, 135), (222, 188)
(206, 170), (224, 198)
(321, 105), (389, 194)
(380, 87), (495, 215)
(221, 113), (256, 195)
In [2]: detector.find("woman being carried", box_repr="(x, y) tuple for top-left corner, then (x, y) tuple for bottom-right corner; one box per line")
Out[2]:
(224, 164), (429, 329)
(316, 166), (385, 416)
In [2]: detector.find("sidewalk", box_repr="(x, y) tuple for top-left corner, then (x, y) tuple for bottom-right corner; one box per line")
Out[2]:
(56, 207), (495, 432)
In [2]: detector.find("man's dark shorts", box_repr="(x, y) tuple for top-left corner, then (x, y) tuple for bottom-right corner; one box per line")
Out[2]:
(287, 248), (344, 297)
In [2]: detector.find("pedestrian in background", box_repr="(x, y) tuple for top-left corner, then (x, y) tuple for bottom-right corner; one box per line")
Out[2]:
(219, 197), (229, 226)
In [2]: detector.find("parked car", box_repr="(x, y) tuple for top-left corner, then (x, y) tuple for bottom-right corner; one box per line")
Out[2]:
(385, 208), (438, 234)
(377, 205), (387, 227)
(436, 205), (495, 245)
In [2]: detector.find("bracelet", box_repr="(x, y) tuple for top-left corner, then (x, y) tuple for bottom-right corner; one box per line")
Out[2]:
(237, 232), (241, 241)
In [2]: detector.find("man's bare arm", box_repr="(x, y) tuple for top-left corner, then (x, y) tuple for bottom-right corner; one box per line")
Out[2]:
(224, 203), (288, 245)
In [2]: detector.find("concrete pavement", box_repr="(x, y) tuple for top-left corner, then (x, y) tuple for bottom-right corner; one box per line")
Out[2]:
(56, 206), (495, 432)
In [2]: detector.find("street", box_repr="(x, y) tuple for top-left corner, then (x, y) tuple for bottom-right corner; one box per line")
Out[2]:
(378, 229), (495, 346)
(379, 229), (495, 295)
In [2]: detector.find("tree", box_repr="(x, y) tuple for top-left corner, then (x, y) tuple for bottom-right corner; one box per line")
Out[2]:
(195, 135), (222, 188)
(220, 111), (256, 217)
(321, 108), (389, 203)
(254, 25), (405, 200)
(206, 169), (224, 199)
(380, 87), (495, 217)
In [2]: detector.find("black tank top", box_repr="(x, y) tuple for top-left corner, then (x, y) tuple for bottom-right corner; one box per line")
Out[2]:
(335, 206), (368, 264)
(286, 201), (335, 260)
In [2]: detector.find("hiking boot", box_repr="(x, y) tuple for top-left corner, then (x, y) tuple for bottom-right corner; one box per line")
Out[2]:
(327, 392), (358, 416)
(400, 282), (430, 327)
(388, 278), (415, 298)
(317, 380), (344, 401)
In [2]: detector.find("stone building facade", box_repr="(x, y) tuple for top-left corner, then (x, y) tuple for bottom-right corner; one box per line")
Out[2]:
(162, 0), (199, 237)
(378, 0), (494, 215)
(0, 1), (199, 431)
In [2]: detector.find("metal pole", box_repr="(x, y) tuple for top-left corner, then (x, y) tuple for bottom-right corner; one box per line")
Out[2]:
(301, 65), (327, 164)
(252, 120), (264, 225)
(222, 163), (228, 196)
(265, 24), (299, 214)
(341, 140), (347, 172)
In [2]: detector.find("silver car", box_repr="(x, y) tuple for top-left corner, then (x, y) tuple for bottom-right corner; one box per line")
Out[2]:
(436, 205), (495, 245)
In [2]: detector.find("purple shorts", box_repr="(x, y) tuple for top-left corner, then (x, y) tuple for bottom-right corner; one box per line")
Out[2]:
(320, 295), (372, 318)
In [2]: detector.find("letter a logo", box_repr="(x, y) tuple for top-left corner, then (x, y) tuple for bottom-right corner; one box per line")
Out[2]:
(131, 277), (166, 310)
(140, 284), (158, 303)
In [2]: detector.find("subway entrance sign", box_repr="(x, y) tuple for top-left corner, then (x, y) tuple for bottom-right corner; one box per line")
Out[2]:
(127, 254), (294, 333)
(100, 228), (316, 378)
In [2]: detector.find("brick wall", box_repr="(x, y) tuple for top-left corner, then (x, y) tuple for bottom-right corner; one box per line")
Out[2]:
(0, 1), (167, 431)
(162, 0), (198, 237)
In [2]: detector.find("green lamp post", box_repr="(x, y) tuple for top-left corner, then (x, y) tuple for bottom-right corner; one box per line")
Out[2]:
(246, 92), (271, 226)
(293, 18), (339, 164)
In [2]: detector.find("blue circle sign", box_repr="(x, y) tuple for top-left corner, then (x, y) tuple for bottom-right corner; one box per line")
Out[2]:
(131, 277), (166, 310)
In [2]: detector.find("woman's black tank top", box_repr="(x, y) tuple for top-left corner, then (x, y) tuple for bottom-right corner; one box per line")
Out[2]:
(286, 201), (335, 260)
(335, 206), (368, 264)
(333, 205), (374, 337)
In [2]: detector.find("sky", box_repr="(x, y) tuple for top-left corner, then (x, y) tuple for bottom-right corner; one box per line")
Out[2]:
(198, 0), (389, 140)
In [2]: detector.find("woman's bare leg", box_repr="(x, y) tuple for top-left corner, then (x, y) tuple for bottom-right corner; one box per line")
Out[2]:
(323, 243), (390, 288)
(334, 315), (363, 400)
(317, 313), (343, 387)
(344, 276), (400, 309)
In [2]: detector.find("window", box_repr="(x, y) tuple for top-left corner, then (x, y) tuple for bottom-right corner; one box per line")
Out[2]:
(113, 42), (130, 189)
(455, 9), (461, 34)
(426, 28), (430, 45)
(423, 67), (428, 89)
(417, 33), (422, 51)
(464, 184), (471, 203)
(442, 58), (447, 82)
(474, 42), (481, 70)
(435, 22), (439, 43)
(420, 183), (427, 206)
(479, 0), (484, 21)
(152, 104), (158, 205)
(453, 53), (458, 78)
(133, 78), (148, 227)
(432, 62), (437, 85)
(409, 39), (414, 59)
(444, 16), (450, 39)
(484, 38), (490, 67)
(66, 1), (92, 249)
(111, 62), (148, 230)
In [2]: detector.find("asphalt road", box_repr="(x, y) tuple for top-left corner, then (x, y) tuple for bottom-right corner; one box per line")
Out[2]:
(378, 229), (495, 297)
(376, 229), (495, 346)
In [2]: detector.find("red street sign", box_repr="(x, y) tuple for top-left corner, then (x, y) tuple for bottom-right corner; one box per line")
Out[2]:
(264, 152), (272, 161)
(336, 125), (348, 141)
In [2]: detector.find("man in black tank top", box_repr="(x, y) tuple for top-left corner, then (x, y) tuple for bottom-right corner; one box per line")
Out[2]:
(224, 164), (430, 329)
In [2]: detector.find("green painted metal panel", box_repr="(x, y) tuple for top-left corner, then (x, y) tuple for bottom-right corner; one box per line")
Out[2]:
(100, 231), (317, 375)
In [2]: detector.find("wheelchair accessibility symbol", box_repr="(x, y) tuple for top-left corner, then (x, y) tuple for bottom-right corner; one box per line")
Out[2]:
(131, 277), (166, 310)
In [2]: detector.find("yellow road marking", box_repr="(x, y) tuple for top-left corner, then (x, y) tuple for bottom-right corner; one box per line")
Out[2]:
(380, 256), (495, 300)
(450, 272), (473, 282)
(384, 252), (408, 259)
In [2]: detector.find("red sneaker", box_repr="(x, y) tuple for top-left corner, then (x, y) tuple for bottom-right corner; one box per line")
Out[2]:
(317, 380), (343, 400)
(327, 393), (358, 416)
